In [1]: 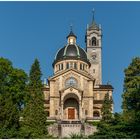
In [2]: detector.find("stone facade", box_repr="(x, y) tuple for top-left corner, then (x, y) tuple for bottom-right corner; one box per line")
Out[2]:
(44, 16), (113, 137)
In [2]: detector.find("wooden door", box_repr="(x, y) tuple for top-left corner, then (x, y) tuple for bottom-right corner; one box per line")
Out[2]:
(68, 108), (75, 119)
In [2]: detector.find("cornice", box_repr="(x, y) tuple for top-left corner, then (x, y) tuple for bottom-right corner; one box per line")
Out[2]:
(48, 68), (95, 81)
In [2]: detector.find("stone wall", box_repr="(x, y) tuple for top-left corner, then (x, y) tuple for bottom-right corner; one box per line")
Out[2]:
(61, 123), (81, 138)
(47, 122), (97, 138)
(47, 123), (59, 138)
(84, 123), (97, 136)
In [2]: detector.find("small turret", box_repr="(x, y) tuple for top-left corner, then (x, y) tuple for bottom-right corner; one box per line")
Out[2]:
(67, 25), (77, 45)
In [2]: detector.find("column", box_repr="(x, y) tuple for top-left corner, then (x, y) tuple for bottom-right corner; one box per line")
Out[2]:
(79, 101), (82, 120)
(61, 101), (63, 120)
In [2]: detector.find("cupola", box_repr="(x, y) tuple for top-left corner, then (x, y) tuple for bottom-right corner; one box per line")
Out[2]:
(53, 29), (90, 67)
(67, 29), (77, 45)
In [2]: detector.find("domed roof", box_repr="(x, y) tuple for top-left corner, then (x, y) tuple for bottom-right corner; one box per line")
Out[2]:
(53, 29), (90, 67)
(67, 31), (77, 39)
(53, 44), (90, 66)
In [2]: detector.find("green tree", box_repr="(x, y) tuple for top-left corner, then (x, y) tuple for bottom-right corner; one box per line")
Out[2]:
(0, 57), (27, 138)
(101, 92), (112, 122)
(89, 113), (132, 139)
(89, 57), (140, 139)
(122, 57), (140, 138)
(20, 59), (47, 138)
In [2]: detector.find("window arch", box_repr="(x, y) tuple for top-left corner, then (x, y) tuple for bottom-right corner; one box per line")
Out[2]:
(93, 111), (100, 117)
(92, 37), (97, 46)
(80, 63), (82, 70)
(65, 77), (77, 88)
(66, 63), (69, 69)
(55, 110), (58, 115)
(74, 62), (77, 69)
(85, 110), (88, 115)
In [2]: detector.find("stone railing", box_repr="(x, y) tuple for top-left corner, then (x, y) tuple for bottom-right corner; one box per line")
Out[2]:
(93, 116), (102, 120)
(61, 120), (81, 124)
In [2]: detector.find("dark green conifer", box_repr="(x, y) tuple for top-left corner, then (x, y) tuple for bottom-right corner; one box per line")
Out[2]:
(21, 59), (47, 138)
(101, 92), (112, 122)
(122, 57), (140, 138)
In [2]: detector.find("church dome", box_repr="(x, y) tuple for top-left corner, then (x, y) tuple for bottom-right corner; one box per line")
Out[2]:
(53, 44), (90, 66)
(53, 30), (90, 67)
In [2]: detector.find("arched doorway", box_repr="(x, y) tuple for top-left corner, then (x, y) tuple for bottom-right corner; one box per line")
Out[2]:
(93, 111), (100, 117)
(63, 94), (79, 120)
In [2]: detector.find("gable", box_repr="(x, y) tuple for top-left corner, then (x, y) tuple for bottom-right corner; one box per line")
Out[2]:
(48, 68), (95, 81)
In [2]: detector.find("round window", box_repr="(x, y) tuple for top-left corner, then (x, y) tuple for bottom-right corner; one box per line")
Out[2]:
(65, 77), (77, 88)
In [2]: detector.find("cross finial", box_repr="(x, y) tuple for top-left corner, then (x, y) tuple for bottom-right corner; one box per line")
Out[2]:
(107, 81), (110, 85)
(70, 23), (73, 31)
(92, 8), (95, 23)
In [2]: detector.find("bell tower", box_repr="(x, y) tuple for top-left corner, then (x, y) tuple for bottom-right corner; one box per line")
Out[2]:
(86, 9), (102, 86)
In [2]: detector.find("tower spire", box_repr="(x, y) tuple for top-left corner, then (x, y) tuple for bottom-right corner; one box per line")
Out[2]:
(70, 23), (73, 32)
(92, 8), (95, 23)
(88, 8), (99, 30)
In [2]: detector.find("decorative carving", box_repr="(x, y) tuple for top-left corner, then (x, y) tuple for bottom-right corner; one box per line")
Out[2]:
(70, 88), (73, 91)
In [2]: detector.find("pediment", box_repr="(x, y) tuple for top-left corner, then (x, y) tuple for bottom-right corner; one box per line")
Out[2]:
(48, 68), (95, 81)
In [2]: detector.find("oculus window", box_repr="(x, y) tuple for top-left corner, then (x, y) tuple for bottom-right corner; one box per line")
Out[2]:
(65, 77), (77, 88)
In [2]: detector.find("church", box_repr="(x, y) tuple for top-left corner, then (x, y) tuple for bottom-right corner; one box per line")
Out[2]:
(43, 13), (113, 136)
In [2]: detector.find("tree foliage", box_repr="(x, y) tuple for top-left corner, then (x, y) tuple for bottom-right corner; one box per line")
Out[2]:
(101, 92), (112, 122)
(89, 113), (133, 139)
(0, 57), (48, 138)
(1, 56), (140, 138)
(122, 57), (140, 114)
(0, 57), (27, 138)
(89, 57), (140, 139)
(122, 57), (140, 138)
(20, 59), (48, 138)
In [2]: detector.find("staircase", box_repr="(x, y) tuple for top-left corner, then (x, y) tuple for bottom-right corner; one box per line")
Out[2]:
(47, 120), (97, 138)
(60, 121), (83, 138)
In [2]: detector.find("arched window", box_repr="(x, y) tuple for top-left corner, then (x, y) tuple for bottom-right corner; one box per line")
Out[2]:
(61, 63), (63, 70)
(65, 77), (77, 88)
(74, 62), (77, 69)
(80, 63), (82, 70)
(92, 37), (97, 46)
(66, 63), (69, 69)
(55, 110), (58, 115)
(85, 110), (88, 115)
(93, 111), (100, 117)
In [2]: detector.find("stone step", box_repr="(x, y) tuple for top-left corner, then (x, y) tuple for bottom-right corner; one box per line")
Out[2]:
(48, 122), (97, 138)
(61, 123), (82, 138)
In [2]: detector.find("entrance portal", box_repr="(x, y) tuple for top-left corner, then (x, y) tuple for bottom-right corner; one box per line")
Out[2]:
(68, 108), (75, 119)
(63, 97), (79, 120)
